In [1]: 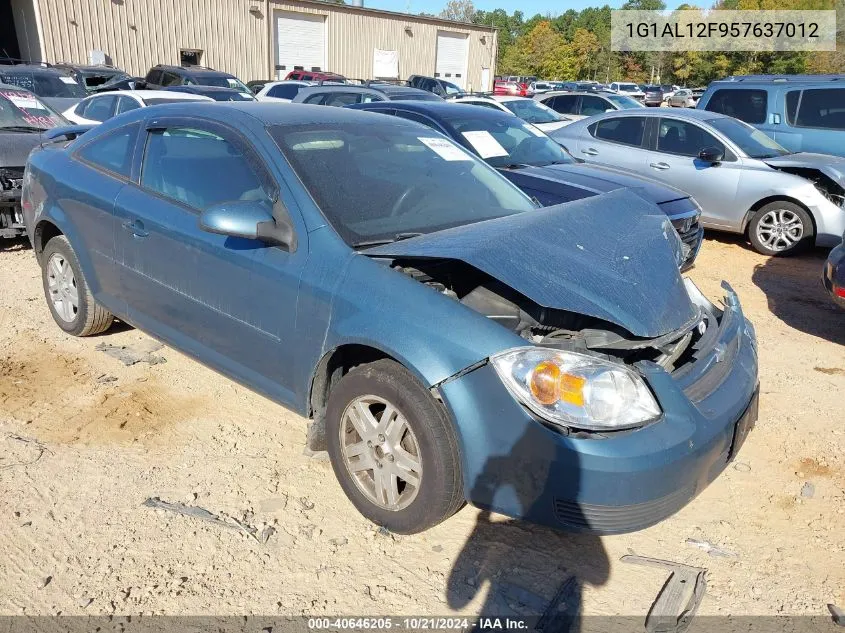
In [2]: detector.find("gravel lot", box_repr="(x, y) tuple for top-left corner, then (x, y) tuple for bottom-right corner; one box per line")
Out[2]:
(1, 233), (843, 620)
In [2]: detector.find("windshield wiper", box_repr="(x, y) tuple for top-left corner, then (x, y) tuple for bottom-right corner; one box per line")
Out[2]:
(353, 232), (424, 249)
(501, 163), (532, 170)
(0, 125), (46, 133)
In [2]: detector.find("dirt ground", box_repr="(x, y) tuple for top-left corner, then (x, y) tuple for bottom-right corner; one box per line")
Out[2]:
(1, 233), (843, 621)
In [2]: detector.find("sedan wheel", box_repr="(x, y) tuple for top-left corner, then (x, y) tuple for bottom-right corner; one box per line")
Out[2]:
(46, 253), (79, 324)
(325, 359), (464, 533)
(339, 395), (422, 511)
(749, 202), (813, 255)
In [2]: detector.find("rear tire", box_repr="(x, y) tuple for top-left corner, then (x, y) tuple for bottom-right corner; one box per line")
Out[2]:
(325, 359), (464, 534)
(41, 236), (113, 336)
(748, 201), (814, 256)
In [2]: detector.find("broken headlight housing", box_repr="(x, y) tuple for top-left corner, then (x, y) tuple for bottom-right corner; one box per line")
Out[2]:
(491, 347), (661, 431)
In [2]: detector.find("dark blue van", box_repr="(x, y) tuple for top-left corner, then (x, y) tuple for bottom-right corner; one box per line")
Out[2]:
(698, 75), (845, 157)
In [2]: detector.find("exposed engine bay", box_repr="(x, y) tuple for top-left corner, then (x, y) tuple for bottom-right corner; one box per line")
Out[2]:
(391, 258), (719, 374)
(0, 167), (27, 239)
(767, 165), (845, 209)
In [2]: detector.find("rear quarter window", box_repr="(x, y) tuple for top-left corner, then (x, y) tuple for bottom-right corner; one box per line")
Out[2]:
(788, 88), (845, 130)
(704, 88), (768, 124)
(76, 123), (139, 178)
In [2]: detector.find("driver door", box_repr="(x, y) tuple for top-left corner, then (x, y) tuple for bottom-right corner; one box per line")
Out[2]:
(114, 117), (308, 403)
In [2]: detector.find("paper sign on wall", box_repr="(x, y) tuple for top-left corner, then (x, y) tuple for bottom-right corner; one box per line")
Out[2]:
(373, 49), (399, 79)
(461, 131), (509, 158)
(418, 137), (472, 161)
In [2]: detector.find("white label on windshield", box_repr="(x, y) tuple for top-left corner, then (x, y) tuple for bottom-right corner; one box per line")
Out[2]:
(59, 76), (78, 84)
(418, 136), (472, 161)
(525, 124), (546, 138)
(5, 94), (41, 110)
(461, 130), (508, 158)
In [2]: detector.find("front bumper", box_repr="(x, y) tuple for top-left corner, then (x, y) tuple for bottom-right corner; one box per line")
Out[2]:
(823, 240), (845, 308)
(439, 283), (758, 534)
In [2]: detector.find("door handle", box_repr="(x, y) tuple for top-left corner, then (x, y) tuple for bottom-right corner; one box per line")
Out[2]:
(650, 162), (670, 171)
(122, 219), (149, 238)
(582, 148), (599, 156)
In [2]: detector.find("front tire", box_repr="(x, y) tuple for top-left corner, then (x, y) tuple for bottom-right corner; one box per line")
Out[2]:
(41, 236), (113, 336)
(748, 201), (814, 256)
(325, 359), (464, 534)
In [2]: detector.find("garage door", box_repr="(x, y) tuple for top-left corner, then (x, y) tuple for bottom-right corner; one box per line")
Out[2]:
(435, 31), (468, 88)
(276, 11), (326, 75)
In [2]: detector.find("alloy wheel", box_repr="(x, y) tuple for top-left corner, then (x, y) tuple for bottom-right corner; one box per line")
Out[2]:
(755, 209), (804, 252)
(46, 253), (79, 323)
(339, 395), (422, 511)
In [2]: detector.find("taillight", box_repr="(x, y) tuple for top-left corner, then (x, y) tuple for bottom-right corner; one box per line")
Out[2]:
(835, 285), (845, 299)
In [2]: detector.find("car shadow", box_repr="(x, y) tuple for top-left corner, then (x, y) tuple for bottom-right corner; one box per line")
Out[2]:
(0, 236), (31, 252)
(446, 426), (610, 631)
(751, 248), (844, 345)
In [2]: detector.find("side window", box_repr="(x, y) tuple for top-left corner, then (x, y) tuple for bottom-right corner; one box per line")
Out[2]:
(793, 88), (845, 130)
(116, 96), (141, 115)
(268, 84), (300, 99)
(591, 116), (647, 147)
(74, 100), (89, 116)
(323, 92), (364, 106)
(83, 96), (117, 122)
(289, 72), (301, 80)
(548, 95), (577, 114)
(141, 127), (270, 210)
(303, 93), (326, 105)
(301, 74), (314, 81)
(393, 110), (439, 131)
(704, 88), (767, 124)
(469, 101), (503, 110)
(580, 95), (612, 116)
(145, 70), (162, 84)
(161, 72), (181, 87)
(76, 123), (138, 178)
(656, 118), (724, 157)
(786, 90), (801, 125)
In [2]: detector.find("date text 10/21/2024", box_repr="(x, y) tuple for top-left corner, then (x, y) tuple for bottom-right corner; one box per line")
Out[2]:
(307, 618), (530, 630)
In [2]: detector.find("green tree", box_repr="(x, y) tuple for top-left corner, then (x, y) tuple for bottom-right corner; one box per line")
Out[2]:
(439, 0), (476, 22)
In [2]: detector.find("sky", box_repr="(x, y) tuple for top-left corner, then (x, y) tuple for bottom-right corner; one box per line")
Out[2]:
(364, 0), (673, 16)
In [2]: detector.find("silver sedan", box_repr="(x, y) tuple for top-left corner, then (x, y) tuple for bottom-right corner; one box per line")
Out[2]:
(551, 108), (845, 255)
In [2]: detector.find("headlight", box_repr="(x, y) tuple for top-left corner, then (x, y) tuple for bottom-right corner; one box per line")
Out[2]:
(491, 347), (661, 431)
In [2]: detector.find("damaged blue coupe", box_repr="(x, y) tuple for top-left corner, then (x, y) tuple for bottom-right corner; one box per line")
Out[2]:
(22, 103), (759, 534)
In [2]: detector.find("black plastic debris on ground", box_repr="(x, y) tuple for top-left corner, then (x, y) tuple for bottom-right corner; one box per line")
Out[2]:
(142, 497), (275, 544)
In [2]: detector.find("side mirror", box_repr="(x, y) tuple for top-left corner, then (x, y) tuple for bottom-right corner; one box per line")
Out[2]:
(698, 146), (724, 163)
(199, 200), (296, 250)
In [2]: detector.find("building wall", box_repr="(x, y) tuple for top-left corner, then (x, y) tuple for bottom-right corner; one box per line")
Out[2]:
(31, 0), (496, 90)
(11, 0), (42, 62)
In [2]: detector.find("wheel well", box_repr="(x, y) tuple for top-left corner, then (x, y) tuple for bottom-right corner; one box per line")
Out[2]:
(305, 344), (396, 452)
(34, 220), (63, 258)
(743, 196), (817, 235)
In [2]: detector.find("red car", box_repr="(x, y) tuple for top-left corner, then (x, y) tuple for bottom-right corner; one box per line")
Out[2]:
(285, 70), (346, 83)
(493, 80), (533, 97)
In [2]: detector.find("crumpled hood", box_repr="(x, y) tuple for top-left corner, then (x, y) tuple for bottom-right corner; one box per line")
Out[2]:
(363, 189), (698, 338)
(514, 162), (689, 206)
(764, 153), (845, 184)
(0, 131), (43, 168)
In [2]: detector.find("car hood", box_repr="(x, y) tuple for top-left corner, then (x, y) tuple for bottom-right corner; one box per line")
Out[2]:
(763, 153), (845, 184)
(40, 96), (82, 112)
(510, 162), (688, 205)
(0, 131), (44, 168)
(362, 190), (697, 338)
(533, 120), (572, 132)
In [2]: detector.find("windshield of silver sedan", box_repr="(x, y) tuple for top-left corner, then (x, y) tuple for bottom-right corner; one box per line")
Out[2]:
(270, 122), (536, 247)
(708, 117), (791, 159)
(502, 99), (564, 124)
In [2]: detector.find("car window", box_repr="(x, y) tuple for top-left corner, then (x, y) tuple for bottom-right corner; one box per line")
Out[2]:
(501, 99), (562, 124)
(467, 100), (503, 111)
(323, 92), (370, 106)
(270, 123), (534, 247)
(74, 101), (88, 116)
(83, 95), (117, 122)
(392, 110), (439, 130)
(785, 90), (800, 125)
(656, 118), (724, 157)
(580, 95), (612, 116)
(146, 70), (162, 84)
(76, 123), (139, 178)
(707, 116), (789, 158)
(0, 89), (64, 129)
(141, 127), (270, 210)
(591, 116), (646, 147)
(116, 96), (141, 115)
(704, 88), (768, 124)
(0, 71), (87, 98)
(790, 88), (845, 130)
(160, 72), (182, 87)
(268, 83), (303, 99)
(547, 95), (577, 114)
(302, 74), (314, 81)
(303, 93), (326, 105)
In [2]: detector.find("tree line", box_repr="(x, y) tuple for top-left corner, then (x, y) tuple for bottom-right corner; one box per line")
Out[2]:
(435, 0), (844, 86)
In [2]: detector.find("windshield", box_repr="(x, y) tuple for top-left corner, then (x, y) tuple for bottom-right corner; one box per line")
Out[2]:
(443, 114), (572, 168)
(501, 99), (563, 124)
(0, 71), (87, 98)
(606, 94), (644, 109)
(0, 89), (65, 130)
(270, 122), (535, 246)
(442, 81), (463, 95)
(193, 74), (251, 93)
(618, 83), (639, 92)
(707, 117), (790, 158)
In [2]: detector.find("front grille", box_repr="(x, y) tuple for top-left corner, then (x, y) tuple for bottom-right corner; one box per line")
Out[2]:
(553, 483), (696, 534)
(675, 220), (703, 267)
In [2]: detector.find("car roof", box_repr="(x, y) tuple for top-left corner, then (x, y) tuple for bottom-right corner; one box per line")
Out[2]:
(588, 107), (726, 122)
(168, 85), (243, 93)
(374, 84), (432, 96)
(538, 91), (615, 98)
(55, 63), (123, 72)
(264, 80), (314, 88)
(714, 74), (845, 84)
(153, 65), (232, 76)
(353, 99), (513, 123)
(0, 64), (71, 76)
(82, 89), (214, 101)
